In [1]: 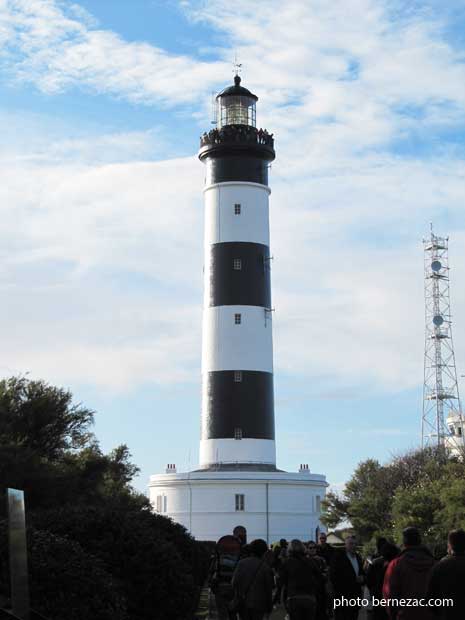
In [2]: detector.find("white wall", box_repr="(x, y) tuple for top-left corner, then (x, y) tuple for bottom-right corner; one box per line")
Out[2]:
(204, 182), (271, 246)
(202, 305), (273, 372)
(149, 474), (327, 543)
(199, 438), (276, 467)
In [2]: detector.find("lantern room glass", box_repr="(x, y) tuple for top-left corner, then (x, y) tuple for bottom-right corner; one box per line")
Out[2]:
(217, 95), (256, 128)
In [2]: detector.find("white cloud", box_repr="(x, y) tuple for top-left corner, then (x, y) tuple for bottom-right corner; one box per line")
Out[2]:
(1, 0), (227, 104)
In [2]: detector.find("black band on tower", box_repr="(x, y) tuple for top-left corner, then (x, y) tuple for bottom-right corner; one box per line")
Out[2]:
(202, 370), (275, 440)
(208, 242), (271, 308)
(205, 156), (269, 185)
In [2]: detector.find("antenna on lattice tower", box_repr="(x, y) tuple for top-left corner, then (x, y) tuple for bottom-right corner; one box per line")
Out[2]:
(422, 227), (465, 457)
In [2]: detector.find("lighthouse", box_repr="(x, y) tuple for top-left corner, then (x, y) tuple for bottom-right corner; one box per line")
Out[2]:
(199, 75), (276, 470)
(150, 76), (327, 543)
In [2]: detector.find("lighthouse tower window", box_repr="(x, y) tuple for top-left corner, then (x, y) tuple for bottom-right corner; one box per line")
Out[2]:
(234, 203), (241, 215)
(234, 427), (243, 440)
(235, 494), (245, 511)
(233, 259), (242, 270)
(234, 371), (243, 382)
(235, 313), (242, 325)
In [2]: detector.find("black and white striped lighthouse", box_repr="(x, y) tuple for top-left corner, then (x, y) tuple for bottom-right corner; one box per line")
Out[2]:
(198, 75), (276, 470)
(150, 76), (327, 540)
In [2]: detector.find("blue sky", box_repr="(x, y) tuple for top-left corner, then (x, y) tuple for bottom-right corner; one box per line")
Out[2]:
(2, 0), (465, 494)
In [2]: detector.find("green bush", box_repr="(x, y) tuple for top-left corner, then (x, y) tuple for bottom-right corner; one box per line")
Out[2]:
(0, 521), (127, 620)
(29, 504), (209, 620)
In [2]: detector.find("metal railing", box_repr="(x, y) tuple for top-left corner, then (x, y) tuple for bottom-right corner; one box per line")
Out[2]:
(200, 125), (274, 149)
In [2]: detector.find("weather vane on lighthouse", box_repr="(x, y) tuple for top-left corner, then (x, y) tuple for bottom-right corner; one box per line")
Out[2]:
(233, 53), (242, 77)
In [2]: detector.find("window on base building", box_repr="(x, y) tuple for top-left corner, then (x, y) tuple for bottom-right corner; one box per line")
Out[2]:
(234, 203), (241, 215)
(316, 496), (321, 513)
(234, 427), (243, 440)
(235, 494), (245, 511)
(234, 313), (241, 325)
(234, 371), (242, 382)
(156, 495), (167, 513)
(233, 258), (242, 270)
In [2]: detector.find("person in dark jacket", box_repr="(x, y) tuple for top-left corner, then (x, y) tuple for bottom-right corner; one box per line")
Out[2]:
(317, 532), (335, 567)
(366, 541), (400, 620)
(426, 528), (465, 619)
(232, 539), (274, 620)
(383, 527), (435, 620)
(330, 535), (365, 620)
(272, 539), (288, 606)
(305, 541), (329, 620)
(281, 539), (322, 620)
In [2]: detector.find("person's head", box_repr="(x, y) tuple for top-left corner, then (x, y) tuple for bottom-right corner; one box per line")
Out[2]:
(448, 529), (465, 555)
(306, 540), (317, 555)
(233, 525), (247, 545)
(402, 527), (421, 548)
(345, 535), (357, 554)
(249, 539), (268, 558)
(376, 537), (388, 555)
(381, 542), (400, 562)
(289, 539), (306, 557)
(319, 532), (327, 545)
(279, 538), (288, 548)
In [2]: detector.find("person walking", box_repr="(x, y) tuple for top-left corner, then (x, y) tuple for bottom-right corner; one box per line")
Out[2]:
(330, 534), (365, 620)
(272, 539), (288, 606)
(383, 527), (435, 620)
(317, 533), (335, 567)
(305, 541), (329, 620)
(209, 535), (243, 620)
(426, 528), (465, 619)
(281, 539), (322, 620)
(232, 539), (274, 620)
(366, 541), (400, 620)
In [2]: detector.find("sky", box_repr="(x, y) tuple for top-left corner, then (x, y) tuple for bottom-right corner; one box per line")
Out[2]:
(2, 0), (465, 495)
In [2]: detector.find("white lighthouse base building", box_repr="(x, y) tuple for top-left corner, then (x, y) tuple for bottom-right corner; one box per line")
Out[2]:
(149, 466), (327, 543)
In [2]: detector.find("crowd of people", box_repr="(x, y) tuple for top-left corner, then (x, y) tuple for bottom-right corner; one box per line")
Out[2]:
(208, 526), (465, 620)
(200, 125), (274, 148)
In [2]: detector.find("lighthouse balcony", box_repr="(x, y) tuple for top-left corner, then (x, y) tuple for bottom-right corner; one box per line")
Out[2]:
(199, 124), (275, 161)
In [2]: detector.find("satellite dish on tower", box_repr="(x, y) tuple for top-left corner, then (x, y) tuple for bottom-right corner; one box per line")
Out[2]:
(431, 260), (442, 272)
(433, 315), (444, 326)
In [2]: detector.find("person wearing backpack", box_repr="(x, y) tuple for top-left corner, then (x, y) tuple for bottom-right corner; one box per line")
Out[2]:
(281, 539), (322, 620)
(209, 535), (243, 620)
(231, 539), (274, 620)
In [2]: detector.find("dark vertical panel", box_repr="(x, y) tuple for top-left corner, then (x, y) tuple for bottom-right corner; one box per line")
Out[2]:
(208, 242), (271, 307)
(202, 370), (275, 439)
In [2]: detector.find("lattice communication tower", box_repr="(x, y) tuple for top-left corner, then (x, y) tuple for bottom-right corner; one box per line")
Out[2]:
(422, 228), (465, 455)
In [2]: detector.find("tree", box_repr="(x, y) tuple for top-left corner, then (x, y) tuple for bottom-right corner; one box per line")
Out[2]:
(0, 376), (146, 514)
(0, 375), (211, 618)
(322, 447), (465, 548)
(0, 376), (94, 459)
